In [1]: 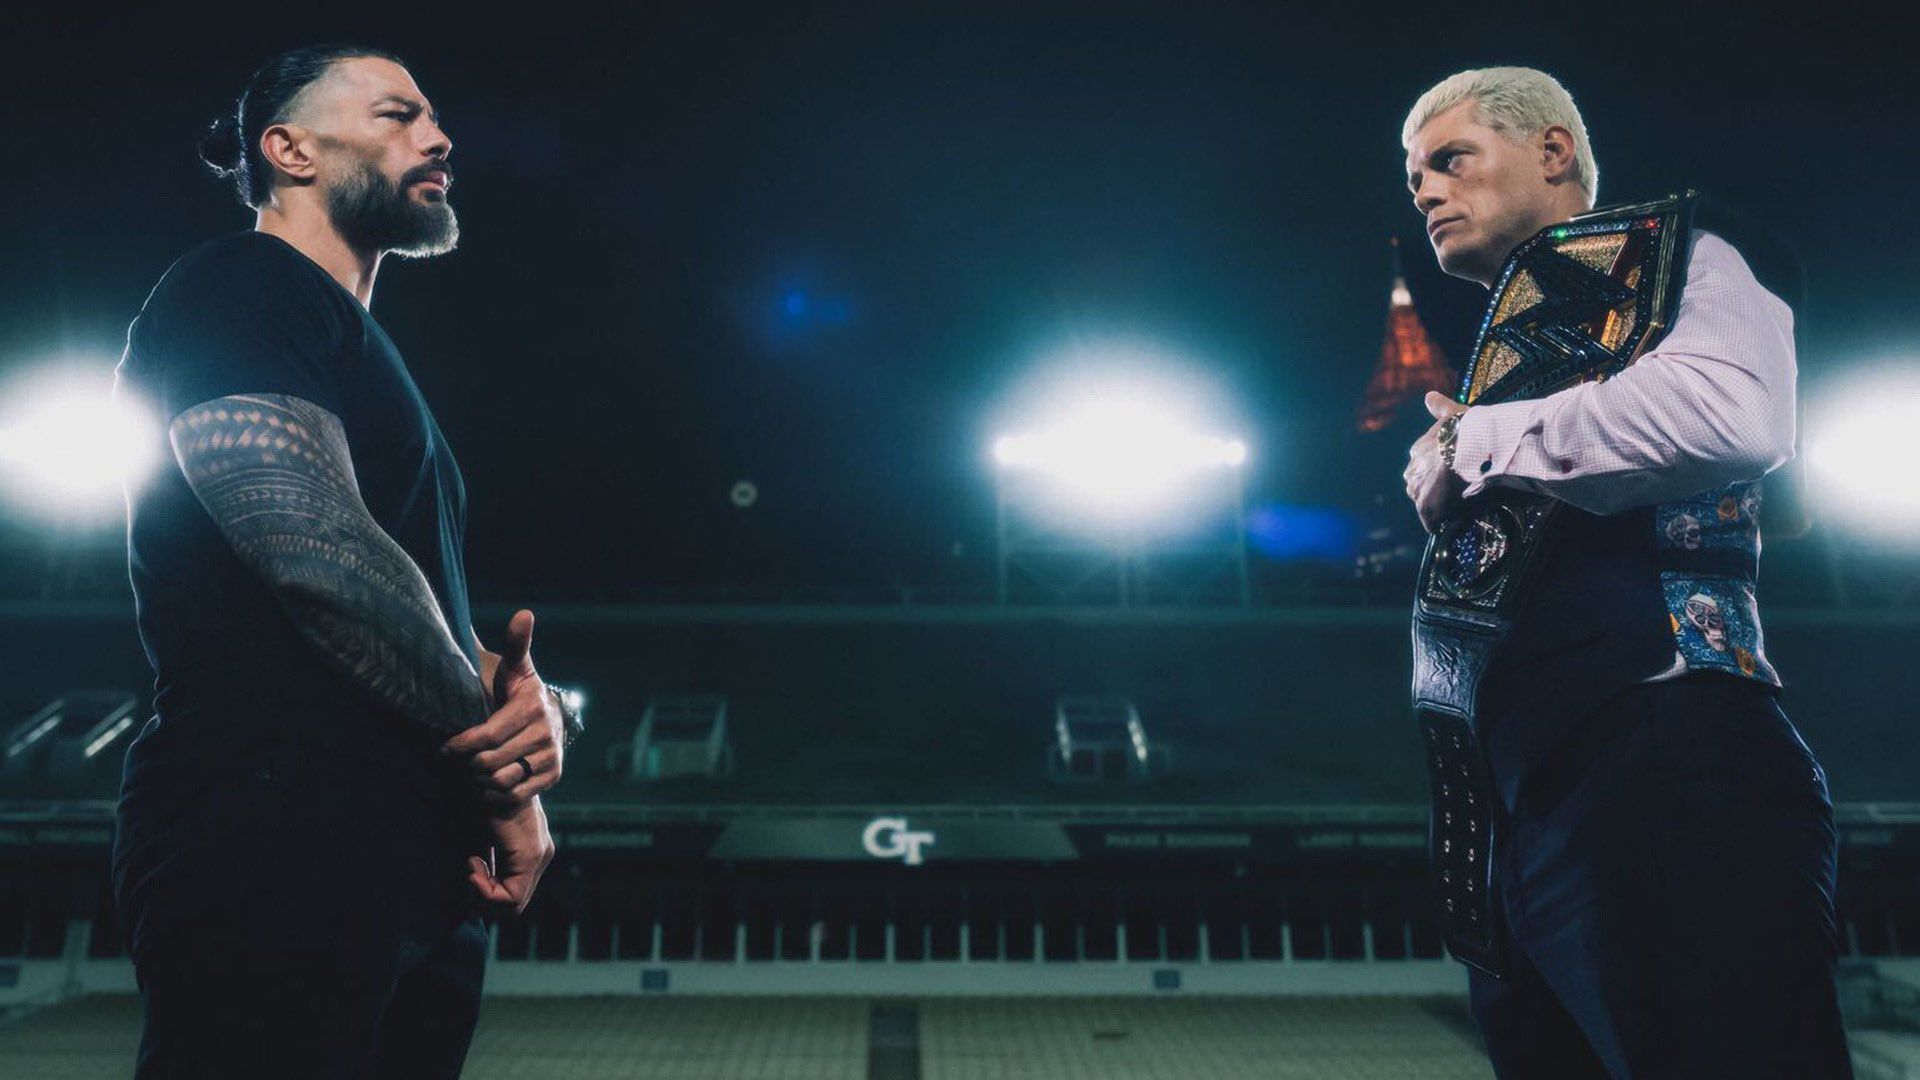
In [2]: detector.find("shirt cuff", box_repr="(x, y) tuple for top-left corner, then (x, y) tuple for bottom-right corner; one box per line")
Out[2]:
(1452, 400), (1543, 497)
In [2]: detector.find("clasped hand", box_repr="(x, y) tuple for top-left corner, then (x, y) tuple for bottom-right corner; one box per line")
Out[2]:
(443, 609), (564, 808)
(445, 608), (561, 913)
(1405, 391), (1469, 534)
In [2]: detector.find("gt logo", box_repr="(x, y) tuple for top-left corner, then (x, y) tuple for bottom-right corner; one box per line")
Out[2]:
(862, 817), (936, 866)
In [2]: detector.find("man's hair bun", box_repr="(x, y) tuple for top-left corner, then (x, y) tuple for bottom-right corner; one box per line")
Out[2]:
(208, 44), (405, 208)
(199, 112), (244, 176)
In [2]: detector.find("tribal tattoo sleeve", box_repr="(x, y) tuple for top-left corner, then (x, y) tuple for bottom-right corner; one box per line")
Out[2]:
(170, 393), (488, 735)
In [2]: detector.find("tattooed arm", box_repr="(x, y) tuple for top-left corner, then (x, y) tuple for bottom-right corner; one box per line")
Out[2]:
(171, 393), (488, 735)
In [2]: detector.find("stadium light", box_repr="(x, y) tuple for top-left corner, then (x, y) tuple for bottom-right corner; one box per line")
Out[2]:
(0, 371), (158, 517)
(989, 349), (1255, 603)
(1806, 368), (1920, 539)
(991, 390), (1247, 516)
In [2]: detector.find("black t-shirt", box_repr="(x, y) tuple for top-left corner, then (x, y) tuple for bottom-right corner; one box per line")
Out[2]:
(114, 232), (476, 795)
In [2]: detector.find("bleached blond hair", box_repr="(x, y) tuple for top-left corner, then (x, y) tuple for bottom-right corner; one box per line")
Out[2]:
(1402, 66), (1598, 202)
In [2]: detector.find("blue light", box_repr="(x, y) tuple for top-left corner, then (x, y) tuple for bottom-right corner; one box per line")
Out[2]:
(764, 283), (855, 345)
(816, 297), (851, 325)
(1244, 504), (1358, 562)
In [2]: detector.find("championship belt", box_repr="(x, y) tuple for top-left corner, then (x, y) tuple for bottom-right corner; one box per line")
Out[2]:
(1413, 191), (1698, 977)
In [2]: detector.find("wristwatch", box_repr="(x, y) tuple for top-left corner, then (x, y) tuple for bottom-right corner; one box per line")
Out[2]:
(545, 682), (586, 748)
(1437, 409), (1465, 473)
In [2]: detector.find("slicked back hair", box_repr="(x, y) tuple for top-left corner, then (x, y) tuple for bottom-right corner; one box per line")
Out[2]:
(200, 44), (407, 208)
(1402, 66), (1598, 203)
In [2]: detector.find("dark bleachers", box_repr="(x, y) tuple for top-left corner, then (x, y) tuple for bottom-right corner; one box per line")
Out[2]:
(1, 602), (1914, 977)
(3, 603), (1916, 808)
(9, 838), (1916, 967)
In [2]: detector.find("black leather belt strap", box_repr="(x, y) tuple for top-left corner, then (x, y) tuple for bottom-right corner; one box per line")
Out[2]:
(1410, 490), (1560, 980)
(1412, 603), (1508, 979)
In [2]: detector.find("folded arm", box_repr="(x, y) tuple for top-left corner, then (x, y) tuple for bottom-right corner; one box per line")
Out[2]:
(1450, 232), (1796, 516)
(171, 392), (489, 734)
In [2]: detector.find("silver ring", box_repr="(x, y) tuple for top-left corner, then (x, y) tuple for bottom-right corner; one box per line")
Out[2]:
(515, 756), (534, 782)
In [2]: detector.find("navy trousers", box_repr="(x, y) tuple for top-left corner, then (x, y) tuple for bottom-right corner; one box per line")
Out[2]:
(114, 740), (489, 1079)
(1468, 673), (1852, 1078)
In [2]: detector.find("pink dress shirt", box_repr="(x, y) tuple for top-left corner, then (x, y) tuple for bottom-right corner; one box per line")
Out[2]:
(1447, 230), (1796, 681)
(1449, 231), (1796, 516)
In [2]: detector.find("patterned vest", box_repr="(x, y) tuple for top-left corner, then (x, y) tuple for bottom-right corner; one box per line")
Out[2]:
(1656, 479), (1777, 683)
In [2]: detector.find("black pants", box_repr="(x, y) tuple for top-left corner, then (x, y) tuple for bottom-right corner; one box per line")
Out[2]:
(1469, 674), (1852, 1078)
(114, 742), (489, 1079)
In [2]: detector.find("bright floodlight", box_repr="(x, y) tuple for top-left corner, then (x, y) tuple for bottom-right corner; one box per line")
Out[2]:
(992, 392), (1247, 514)
(0, 381), (157, 514)
(1807, 371), (1920, 534)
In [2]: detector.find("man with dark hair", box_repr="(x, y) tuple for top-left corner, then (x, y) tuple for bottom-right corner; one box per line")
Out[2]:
(1400, 67), (1849, 1076)
(112, 45), (580, 1077)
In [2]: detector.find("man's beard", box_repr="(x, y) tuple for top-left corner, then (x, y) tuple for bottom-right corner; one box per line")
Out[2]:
(327, 159), (459, 259)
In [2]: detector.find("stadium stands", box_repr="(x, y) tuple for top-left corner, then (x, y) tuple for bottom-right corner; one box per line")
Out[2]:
(2, 602), (1915, 806)
(1, 602), (1916, 1011)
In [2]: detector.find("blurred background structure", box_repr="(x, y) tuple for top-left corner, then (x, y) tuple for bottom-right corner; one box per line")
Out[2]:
(3, 4), (1918, 1077)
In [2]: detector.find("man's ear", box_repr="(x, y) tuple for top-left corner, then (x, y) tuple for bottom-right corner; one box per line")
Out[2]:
(258, 122), (319, 187)
(1539, 124), (1579, 184)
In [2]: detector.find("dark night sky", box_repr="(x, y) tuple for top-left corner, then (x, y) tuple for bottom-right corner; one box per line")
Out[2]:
(3, 4), (1915, 598)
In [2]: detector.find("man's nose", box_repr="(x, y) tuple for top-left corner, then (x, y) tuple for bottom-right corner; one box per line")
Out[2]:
(1414, 184), (1445, 215)
(420, 122), (452, 160)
